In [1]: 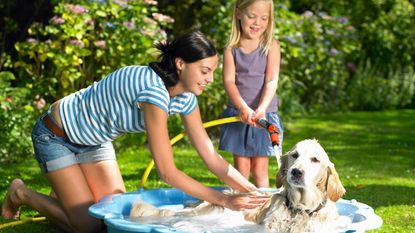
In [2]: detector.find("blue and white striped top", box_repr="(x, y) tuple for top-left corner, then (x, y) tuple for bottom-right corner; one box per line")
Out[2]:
(59, 65), (198, 146)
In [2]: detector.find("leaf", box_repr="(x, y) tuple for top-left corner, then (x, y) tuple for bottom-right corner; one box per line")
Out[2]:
(65, 46), (73, 54)
(96, 10), (107, 17)
(0, 71), (16, 82)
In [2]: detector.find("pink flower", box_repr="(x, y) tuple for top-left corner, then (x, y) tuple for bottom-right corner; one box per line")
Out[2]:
(95, 40), (106, 49)
(123, 21), (134, 29)
(69, 39), (85, 48)
(144, 0), (157, 5)
(85, 19), (95, 26)
(35, 98), (46, 110)
(144, 17), (157, 25)
(303, 11), (313, 18)
(51, 16), (65, 24)
(67, 4), (88, 14)
(152, 13), (174, 23)
(140, 30), (155, 37)
(157, 29), (167, 38)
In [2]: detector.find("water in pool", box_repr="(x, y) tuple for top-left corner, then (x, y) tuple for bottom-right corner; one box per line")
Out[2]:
(127, 207), (268, 233)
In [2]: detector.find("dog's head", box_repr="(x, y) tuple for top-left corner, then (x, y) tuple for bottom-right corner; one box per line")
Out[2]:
(276, 139), (345, 202)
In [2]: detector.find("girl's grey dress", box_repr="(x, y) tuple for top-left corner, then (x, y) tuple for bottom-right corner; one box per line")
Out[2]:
(219, 47), (283, 157)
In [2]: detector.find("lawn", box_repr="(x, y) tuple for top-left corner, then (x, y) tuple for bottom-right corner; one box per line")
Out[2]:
(1, 109), (414, 232)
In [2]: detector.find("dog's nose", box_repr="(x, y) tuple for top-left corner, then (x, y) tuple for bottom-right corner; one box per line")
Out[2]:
(291, 168), (303, 179)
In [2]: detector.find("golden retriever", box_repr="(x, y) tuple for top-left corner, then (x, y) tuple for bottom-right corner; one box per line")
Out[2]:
(130, 139), (349, 233)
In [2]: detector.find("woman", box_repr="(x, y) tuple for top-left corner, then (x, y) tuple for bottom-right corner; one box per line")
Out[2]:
(1, 31), (268, 233)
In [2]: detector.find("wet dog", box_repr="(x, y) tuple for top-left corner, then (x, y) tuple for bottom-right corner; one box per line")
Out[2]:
(131, 139), (349, 233)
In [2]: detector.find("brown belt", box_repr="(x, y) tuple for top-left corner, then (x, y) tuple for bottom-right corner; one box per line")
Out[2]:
(43, 114), (66, 137)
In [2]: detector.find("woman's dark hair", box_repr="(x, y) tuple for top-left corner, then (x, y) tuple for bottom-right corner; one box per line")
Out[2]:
(149, 30), (217, 87)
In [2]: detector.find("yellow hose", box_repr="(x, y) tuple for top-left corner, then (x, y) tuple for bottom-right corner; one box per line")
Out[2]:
(0, 116), (240, 229)
(0, 216), (46, 229)
(139, 116), (240, 188)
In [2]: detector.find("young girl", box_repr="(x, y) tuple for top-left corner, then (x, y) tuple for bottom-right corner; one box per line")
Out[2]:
(2, 31), (268, 233)
(219, 0), (284, 188)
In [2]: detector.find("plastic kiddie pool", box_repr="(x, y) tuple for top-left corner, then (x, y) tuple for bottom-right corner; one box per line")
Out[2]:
(89, 187), (383, 233)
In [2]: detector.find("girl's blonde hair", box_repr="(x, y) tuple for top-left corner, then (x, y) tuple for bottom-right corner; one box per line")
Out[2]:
(226, 0), (274, 55)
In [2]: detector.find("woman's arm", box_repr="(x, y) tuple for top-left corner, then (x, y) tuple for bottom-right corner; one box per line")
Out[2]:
(181, 105), (257, 192)
(254, 39), (281, 121)
(142, 102), (265, 210)
(223, 47), (254, 125)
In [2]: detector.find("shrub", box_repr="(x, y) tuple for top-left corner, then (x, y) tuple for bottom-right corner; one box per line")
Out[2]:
(14, 0), (170, 100)
(0, 71), (41, 161)
(275, 3), (359, 113)
(5, 0), (173, 157)
(346, 62), (415, 110)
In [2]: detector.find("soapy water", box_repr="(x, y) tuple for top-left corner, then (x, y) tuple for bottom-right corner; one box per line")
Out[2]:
(126, 203), (355, 233)
(127, 205), (268, 233)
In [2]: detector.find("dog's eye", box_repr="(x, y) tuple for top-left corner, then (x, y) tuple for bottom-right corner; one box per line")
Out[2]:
(292, 152), (299, 159)
(311, 157), (320, 163)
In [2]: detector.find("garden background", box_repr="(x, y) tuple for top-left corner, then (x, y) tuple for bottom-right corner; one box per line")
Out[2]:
(0, 0), (414, 232)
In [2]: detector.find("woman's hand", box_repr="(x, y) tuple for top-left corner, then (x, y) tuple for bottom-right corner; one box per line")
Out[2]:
(222, 192), (270, 211)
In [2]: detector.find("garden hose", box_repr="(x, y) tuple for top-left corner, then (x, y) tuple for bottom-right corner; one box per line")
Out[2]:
(139, 116), (282, 188)
(139, 116), (241, 189)
(0, 216), (46, 229)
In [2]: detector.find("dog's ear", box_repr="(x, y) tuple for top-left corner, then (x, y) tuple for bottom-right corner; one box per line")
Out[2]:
(326, 163), (346, 202)
(276, 153), (288, 188)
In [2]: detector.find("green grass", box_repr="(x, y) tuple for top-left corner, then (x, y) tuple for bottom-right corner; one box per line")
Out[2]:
(1, 109), (414, 232)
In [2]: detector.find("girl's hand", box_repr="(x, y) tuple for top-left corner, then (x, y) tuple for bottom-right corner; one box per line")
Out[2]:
(239, 107), (255, 126)
(223, 192), (270, 211)
(252, 107), (266, 127)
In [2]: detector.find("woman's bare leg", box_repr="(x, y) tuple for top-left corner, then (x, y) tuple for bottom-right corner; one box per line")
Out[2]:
(79, 160), (125, 202)
(1, 160), (125, 233)
(251, 156), (269, 188)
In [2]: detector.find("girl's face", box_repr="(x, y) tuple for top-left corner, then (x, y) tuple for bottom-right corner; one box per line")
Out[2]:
(175, 55), (218, 96)
(237, 1), (270, 39)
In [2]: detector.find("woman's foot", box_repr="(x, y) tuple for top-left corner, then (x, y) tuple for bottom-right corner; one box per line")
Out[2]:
(2, 178), (25, 219)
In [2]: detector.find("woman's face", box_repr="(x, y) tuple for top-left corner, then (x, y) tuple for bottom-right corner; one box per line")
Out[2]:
(175, 55), (218, 96)
(238, 1), (270, 40)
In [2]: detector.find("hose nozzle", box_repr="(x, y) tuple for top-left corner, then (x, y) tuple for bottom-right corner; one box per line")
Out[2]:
(256, 118), (280, 146)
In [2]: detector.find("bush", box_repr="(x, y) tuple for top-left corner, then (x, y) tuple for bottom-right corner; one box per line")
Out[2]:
(275, 3), (359, 113)
(302, 0), (415, 110)
(14, 0), (170, 100)
(3, 0), (173, 158)
(0, 71), (41, 161)
(346, 62), (415, 110)
(360, 0), (415, 72)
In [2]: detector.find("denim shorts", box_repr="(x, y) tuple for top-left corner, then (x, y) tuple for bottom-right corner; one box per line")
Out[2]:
(31, 111), (116, 173)
(219, 107), (284, 157)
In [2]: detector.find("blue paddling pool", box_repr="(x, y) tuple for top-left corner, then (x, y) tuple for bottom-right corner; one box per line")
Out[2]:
(89, 188), (382, 233)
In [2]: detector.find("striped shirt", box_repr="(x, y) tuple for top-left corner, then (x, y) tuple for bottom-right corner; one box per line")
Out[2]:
(59, 66), (198, 146)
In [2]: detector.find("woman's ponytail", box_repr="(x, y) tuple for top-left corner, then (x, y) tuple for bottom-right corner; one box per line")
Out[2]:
(149, 41), (179, 87)
(149, 31), (217, 88)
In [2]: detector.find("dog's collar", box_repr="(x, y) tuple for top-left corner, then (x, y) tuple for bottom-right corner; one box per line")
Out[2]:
(285, 198), (327, 215)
